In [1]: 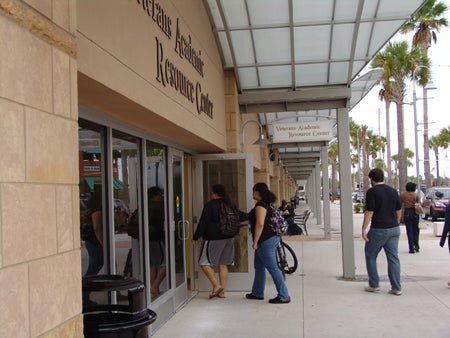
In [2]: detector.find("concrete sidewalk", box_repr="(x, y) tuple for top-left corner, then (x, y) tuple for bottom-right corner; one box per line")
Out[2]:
(153, 202), (450, 338)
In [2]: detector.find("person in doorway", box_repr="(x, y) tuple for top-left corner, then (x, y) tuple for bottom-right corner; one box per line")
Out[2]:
(362, 168), (402, 296)
(400, 182), (421, 253)
(439, 203), (450, 288)
(192, 184), (238, 299)
(246, 182), (291, 304)
(148, 186), (167, 298)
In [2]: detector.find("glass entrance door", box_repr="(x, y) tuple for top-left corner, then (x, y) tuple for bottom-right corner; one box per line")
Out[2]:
(193, 153), (254, 291)
(168, 148), (188, 308)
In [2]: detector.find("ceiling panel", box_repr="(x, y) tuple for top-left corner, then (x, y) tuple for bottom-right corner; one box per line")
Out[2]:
(259, 66), (292, 87)
(294, 26), (331, 61)
(248, 0), (290, 25)
(254, 28), (291, 63)
(230, 31), (255, 64)
(204, 0), (427, 180)
(293, 0), (334, 22)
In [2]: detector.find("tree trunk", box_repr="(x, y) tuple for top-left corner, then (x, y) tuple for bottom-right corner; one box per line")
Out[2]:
(385, 101), (392, 186)
(435, 150), (440, 186)
(361, 126), (370, 194)
(396, 102), (407, 193)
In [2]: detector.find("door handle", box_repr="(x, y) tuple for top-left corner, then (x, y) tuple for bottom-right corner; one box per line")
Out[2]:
(177, 220), (190, 240)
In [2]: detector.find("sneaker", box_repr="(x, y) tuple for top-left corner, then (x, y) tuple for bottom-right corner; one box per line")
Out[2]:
(389, 289), (402, 296)
(268, 296), (291, 304)
(245, 293), (264, 300)
(365, 286), (380, 293)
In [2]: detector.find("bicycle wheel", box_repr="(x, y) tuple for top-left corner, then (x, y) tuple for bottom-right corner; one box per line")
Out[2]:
(280, 241), (298, 274)
(276, 244), (286, 279)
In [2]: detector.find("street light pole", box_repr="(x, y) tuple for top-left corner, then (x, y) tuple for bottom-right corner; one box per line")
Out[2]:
(412, 65), (436, 192)
(412, 74), (420, 192)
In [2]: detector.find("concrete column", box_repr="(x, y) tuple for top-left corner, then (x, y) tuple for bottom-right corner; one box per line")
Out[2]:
(310, 169), (316, 216)
(315, 161), (322, 225)
(321, 146), (331, 240)
(306, 175), (312, 208)
(337, 108), (356, 279)
(224, 71), (240, 153)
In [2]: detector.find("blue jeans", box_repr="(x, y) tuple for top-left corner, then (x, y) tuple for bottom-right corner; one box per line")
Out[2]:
(365, 226), (401, 291)
(404, 208), (420, 252)
(83, 240), (104, 302)
(85, 240), (104, 276)
(251, 235), (290, 299)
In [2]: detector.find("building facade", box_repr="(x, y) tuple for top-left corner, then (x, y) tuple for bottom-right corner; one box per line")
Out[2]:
(0, 1), (296, 336)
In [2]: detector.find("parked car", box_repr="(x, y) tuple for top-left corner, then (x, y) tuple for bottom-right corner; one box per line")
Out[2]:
(422, 187), (450, 222)
(352, 192), (364, 203)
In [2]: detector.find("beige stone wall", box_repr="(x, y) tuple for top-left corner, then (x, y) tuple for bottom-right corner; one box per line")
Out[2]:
(0, 1), (83, 337)
(77, 0), (227, 153)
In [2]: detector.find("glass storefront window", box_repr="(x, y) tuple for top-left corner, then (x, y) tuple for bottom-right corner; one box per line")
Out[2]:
(79, 121), (106, 304)
(146, 141), (169, 300)
(111, 131), (141, 283)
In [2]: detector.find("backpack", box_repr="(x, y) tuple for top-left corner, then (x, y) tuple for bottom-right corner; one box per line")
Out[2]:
(218, 201), (241, 236)
(268, 204), (288, 236)
(80, 207), (95, 242)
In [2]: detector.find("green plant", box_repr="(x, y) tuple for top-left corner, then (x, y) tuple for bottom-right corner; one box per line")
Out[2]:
(354, 203), (363, 213)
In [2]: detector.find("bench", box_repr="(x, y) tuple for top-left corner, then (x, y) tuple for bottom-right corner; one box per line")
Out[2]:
(294, 210), (311, 236)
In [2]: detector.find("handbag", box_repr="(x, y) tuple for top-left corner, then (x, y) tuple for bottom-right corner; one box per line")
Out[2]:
(414, 202), (424, 215)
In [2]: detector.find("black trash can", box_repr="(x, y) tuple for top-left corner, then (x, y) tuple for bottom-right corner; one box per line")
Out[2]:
(82, 275), (157, 338)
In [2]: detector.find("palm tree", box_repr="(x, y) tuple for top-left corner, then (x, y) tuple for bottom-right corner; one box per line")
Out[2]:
(391, 154), (399, 190)
(328, 143), (339, 202)
(404, 148), (415, 169)
(349, 119), (362, 190)
(429, 128), (450, 185)
(367, 131), (386, 168)
(375, 158), (385, 170)
(440, 126), (450, 144)
(401, 0), (449, 189)
(378, 81), (394, 186)
(392, 149), (415, 190)
(429, 136), (441, 185)
(371, 41), (430, 193)
(359, 125), (370, 195)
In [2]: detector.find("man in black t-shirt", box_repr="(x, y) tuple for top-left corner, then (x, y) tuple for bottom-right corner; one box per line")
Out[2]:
(362, 168), (402, 296)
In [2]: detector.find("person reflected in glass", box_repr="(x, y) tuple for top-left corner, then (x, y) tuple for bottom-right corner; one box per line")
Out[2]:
(82, 185), (104, 305)
(400, 182), (421, 253)
(84, 186), (104, 276)
(148, 186), (166, 298)
(246, 182), (291, 304)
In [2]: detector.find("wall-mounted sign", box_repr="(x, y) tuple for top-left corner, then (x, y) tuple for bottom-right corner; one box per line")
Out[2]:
(272, 120), (334, 143)
(137, 0), (214, 119)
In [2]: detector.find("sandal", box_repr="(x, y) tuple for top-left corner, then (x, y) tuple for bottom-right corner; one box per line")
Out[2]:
(208, 287), (224, 299)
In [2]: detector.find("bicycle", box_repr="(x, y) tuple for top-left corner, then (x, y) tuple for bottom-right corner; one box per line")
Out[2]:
(276, 238), (298, 278)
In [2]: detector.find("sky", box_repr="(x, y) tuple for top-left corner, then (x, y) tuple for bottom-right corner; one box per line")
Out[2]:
(350, 0), (450, 180)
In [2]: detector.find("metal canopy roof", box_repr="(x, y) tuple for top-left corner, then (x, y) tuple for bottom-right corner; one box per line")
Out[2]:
(204, 0), (426, 181)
